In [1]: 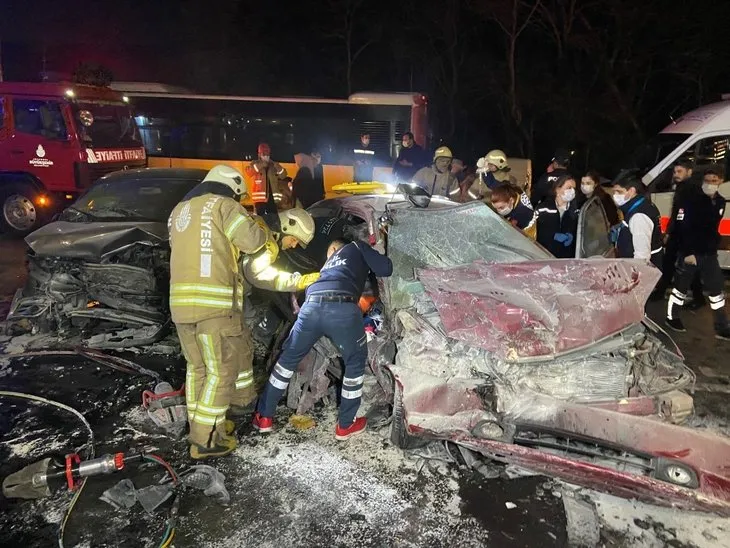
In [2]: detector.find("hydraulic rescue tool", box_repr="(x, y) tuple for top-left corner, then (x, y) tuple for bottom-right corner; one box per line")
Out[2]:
(2, 447), (157, 500)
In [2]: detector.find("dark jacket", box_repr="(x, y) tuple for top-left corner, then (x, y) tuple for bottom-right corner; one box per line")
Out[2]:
(674, 185), (726, 257)
(666, 177), (702, 237)
(506, 200), (536, 230)
(292, 154), (324, 209)
(353, 145), (375, 182)
(615, 195), (664, 268)
(393, 144), (427, 181)
(306, 241), (393, 297)
(531, 168), (569, 208)
(535, 197), (579, 258)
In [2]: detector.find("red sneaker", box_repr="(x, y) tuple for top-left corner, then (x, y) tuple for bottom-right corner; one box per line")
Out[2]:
(335, 417), (367, 441)
(252, 412), (274, 433)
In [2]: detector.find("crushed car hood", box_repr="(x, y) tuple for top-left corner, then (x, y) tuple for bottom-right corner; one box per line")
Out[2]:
(25, 221), (169, 262)
(417, 259), (661, 361)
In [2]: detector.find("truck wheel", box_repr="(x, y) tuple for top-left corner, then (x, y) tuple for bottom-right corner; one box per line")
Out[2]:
(390, 384), (428, 450)
(1, 184), (40, 236)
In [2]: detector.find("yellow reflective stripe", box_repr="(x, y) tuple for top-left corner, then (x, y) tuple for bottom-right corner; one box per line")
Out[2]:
(236, 371), (253, 380)
(225, 215), (250, 239)
(191, 414), (219, 426)
(199, 334), (220, 405)
(171, 284), (233, 295)
(170, 297), (233, 308)
(235, 378), (253, 389)
(196, 402), (229, 415)
(235, 369), (254, 389)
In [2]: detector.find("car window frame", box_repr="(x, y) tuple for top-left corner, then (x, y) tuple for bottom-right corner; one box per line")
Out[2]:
(575, 195), (614, 259)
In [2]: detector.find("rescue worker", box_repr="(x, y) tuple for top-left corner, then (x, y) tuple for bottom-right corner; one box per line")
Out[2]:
(242, 207), (320, 293)
(490, 183), (537, 238)
(353, 132), (376, 182)
(666, 168), (730, 340)
(253, 238), (394, 439)
(535, 174), (579, 258)
(531, 149), (571, 207)
(168, 165), (280, 459)
(291, 153), (324, 209)
(392, 131), (426, 182)
(246, 143), (288, 229)
(467, 150), (523, 204)
(577, 171), (620, 226)
(653, 160), (704, 305)
(611, 175), (664, 268)
(411, 146), (459, 198)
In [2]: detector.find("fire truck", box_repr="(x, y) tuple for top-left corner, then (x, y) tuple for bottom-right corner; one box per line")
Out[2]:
(0, 82), (147, 234)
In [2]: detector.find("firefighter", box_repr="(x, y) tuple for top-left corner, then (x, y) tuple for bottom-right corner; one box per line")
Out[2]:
(253, 238), (393, 439)
(411, 146), (459, 198)
(666, 168), (730, 340)
(531, 149), (571, 207)
(168, 165), (282, 459)
(246, 143), (289, 229)
(353, 132), (376, 182)
(242, 207), (320, 293)
(611, 175), (664, 268)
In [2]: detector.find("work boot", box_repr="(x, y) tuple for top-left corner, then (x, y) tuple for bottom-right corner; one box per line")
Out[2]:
(190, 435), (238, 460)
(335, 417), (367, 441)
(252, 412), (274, 433)
(223, 419), (236, 436)
(228, 402), (255, 419)
(665, 317), (686, 333)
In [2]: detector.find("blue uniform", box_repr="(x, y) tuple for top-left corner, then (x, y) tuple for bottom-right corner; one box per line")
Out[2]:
(256, 242), (393, 427)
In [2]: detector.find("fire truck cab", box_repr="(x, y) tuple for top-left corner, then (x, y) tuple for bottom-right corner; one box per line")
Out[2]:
(0, 82), (147, 234)
(640, 99), (730, 268)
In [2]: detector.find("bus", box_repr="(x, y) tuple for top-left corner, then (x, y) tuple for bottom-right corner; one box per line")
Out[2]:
(115, 85), (429, 203)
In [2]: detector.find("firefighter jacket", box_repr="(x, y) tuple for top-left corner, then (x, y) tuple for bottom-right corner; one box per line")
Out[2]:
(168, 193), (274, 324)
(246, 160), (288, 204)
(412, 166), (459, 199)
(242, 243), (309, 293)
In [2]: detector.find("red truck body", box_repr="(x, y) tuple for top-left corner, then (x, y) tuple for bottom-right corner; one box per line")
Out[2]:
(0, 82), (147, 233)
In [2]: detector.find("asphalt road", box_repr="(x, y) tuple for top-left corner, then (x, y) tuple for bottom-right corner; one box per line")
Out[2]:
(0, 236), (729, 547)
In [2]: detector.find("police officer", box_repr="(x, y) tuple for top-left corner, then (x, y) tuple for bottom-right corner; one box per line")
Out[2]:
(611, 175), (664, 268)
(353, 132), (376, 182)
(531, 149), (571, 207)
(253, 238), (393, 439)
(666, 168), (730, 340)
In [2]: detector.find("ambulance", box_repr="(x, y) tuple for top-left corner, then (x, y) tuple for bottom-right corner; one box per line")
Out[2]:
(640, 98), (730, 268)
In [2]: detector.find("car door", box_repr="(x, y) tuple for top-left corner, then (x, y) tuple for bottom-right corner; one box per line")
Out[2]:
(575, 195), (615, 258)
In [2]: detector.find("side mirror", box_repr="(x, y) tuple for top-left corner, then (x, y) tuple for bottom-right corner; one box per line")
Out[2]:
(396, 182), (432, 208)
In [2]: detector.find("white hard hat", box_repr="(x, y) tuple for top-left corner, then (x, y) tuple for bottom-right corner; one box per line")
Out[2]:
(203, 164), (247, 196)
(485, 149), (508, 169)
(433, 146), (453, 161)
(278, 208), (315, 248)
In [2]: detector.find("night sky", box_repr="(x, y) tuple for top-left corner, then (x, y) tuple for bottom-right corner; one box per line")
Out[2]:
(3, 0), (730, 171)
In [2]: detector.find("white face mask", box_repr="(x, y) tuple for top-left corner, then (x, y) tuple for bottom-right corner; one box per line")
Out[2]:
(560, 188), (576, 202)
(702, 183), (719, 196)
(613, 193), (628, 207)
(497, 205), (513, 217)
(581, 183), (595, 196)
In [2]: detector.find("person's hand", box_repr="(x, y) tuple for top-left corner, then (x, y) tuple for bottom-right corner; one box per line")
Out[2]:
(296, 272), (320, 291)
(554, 232), (574, 247)
(684, 254), (697, 265)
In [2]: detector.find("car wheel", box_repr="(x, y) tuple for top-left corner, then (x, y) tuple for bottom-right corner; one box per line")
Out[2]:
(390, 383), (428, 450)
(1, 185), (40, 236)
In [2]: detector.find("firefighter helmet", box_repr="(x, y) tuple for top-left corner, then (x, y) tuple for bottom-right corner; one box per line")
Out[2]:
(433, 146), (453, 160)
(485, 149), (508, 169)
(278, 208), (315, 248)
(258, 143), (271, 156)
(202, 165), (246, 196)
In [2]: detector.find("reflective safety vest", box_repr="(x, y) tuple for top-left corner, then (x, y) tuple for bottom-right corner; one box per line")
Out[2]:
(246, 161), (287, 204)
(168, 193), (275, 324)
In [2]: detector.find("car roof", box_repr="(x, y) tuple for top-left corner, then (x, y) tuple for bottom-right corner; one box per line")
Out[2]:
(98, 167), (208, 183)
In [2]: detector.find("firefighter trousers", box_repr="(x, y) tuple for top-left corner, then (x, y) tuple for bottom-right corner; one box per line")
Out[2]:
(257, 300), (367, 428)
(176, 315), (255, 447)
(667, 253), (728, 330)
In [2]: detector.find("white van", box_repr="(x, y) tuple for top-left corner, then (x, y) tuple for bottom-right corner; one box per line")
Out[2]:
(639, 100), (730, 268)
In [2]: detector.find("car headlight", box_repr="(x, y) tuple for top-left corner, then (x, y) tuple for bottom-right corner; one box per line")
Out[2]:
(654, 458), (698, 488)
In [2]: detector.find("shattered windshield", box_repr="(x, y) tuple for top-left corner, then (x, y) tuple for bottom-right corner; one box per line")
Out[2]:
(74, 102), (142, 148)
(387, 201), (549, 308)
(65, 176), (200, 222)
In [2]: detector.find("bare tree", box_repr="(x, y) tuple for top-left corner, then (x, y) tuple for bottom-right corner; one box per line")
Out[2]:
(325, 0), (381, 95)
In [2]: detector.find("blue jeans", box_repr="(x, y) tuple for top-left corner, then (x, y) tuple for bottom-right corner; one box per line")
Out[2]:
(257, 300), (367, 427)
